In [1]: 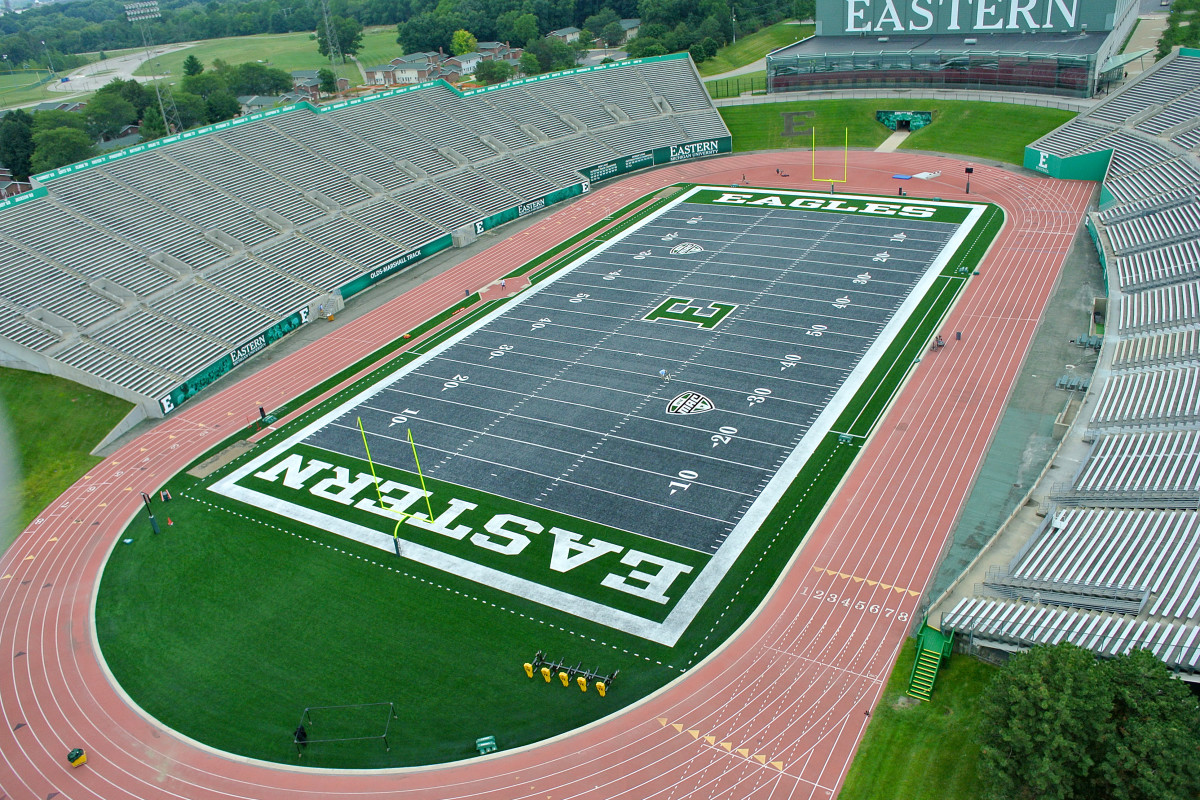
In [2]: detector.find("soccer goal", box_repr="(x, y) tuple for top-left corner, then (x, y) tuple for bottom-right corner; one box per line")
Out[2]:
(293, 702), (398, 757)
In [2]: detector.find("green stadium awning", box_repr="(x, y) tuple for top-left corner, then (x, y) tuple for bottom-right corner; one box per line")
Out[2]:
(1102, 49), (1152, 72)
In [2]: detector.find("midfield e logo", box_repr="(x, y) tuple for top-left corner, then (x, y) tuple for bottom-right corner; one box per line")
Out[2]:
(644, 297), (738, 329)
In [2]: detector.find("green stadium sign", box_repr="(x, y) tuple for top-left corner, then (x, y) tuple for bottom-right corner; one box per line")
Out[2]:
(818, 0), (1118, 35)
(158, 306), (310, 415)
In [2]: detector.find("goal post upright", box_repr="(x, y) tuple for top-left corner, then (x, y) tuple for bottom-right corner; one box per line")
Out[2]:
(811, 127), (849, 185)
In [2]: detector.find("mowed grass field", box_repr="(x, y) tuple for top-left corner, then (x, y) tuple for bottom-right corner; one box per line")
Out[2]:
(839, 645), (996, 800)
(0, 368), (132, 548)
(719, 99), (1075, 166)
(697, 21), (814, 76)
(129, 26), (404, 86)
(0, 69), (70, 109)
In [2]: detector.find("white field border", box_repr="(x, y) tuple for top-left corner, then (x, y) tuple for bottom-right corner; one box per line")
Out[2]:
(211, 186), (985, 646)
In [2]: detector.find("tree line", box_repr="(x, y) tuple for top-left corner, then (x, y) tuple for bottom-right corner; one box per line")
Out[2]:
(1, 0), (810, 76)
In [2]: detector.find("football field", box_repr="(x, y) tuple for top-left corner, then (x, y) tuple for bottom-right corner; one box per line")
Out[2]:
(212, 185), (987, 646)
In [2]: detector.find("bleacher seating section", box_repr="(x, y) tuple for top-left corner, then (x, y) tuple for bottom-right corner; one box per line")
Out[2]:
(0, 54), (729, 415)
(943, 50), (1200, 676)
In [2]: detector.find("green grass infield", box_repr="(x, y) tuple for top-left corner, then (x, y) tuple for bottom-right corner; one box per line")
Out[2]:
(95, 185), (1002, 768)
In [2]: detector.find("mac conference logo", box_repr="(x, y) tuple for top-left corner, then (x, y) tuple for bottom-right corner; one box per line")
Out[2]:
(670, 242), (704, 255)
(667, 392), (714, 415)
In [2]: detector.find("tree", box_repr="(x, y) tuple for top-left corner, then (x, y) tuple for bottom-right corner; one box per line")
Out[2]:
(169, 90), (209, 129)
(519, 51), (541, 76)
(700, 36), (719, 59)
(182, 53), (204, 76)
(451, 29), (478, 56)
(85, 92), (137, 140)
(139, 110), (167, 142)
(205, 90), (242, 123)
(96, 77), (152, 119)
(220, 62), (292, 96)
(583, 7), (620, 35)
(181, 71), (228, 100)
(316, 67), (337, 95)
(600, 20), (625, 48)
(31, 110), (89, 136)
(397, 11), (466, 54)
(497, 11), (540, 48)
(0, 110), (35, 181)
(979, 644), (1200, 800)
(626, 37), (667, 57)
(317, 16), (365, 62)
(30, 127), (96, 173)
(688, 43), (706, 63)
(474, 59), (513, 84)
(1092, 650), (1200, 800)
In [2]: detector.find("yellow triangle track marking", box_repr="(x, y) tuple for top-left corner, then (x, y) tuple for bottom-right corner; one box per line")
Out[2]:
(753, 754), (766, 764)
(657, 717), (668, 726)
(24, 555), (34, 561)
(2, 574), (12, 580)
(688, 730), (699, 739)
(894, 586), (906, 593)
(908, 590), (920, 597)
(736, 748), (750, 757)
(880, 583), (891, 590)
(866, 580), (877, 586)
(720, 742), (732, 751)
(48, 538), (58, 542)
(770, 761), (784, 770)
(852, 576), (863, 582)
(704, 736), (716, 744)
(671, 723), (683, 732)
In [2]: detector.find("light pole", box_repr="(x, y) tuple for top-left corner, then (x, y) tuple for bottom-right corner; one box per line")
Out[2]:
(41, 40), (55, 75)
(965, 165), (974, 194)
(2, 55), (9, 75)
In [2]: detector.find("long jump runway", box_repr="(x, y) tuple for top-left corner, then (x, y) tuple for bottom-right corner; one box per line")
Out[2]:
(0, 155), (1094, 800)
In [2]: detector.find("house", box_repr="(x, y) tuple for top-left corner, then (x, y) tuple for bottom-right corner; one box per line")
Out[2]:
(445, 51), (483, 74)
(547, 26), (581, 43)
(363, 64), (398, 85)
(619, 19), (641, 42)
(290, 69), (351, 100)
(237, 94), (288, 114)
(0, 168), (31, 199)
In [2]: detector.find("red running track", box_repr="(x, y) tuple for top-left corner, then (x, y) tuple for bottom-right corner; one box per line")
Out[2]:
(0, 152), (1094, 800)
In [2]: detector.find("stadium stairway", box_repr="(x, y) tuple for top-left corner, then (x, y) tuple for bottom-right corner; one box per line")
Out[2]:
(906, 619), (953, 701)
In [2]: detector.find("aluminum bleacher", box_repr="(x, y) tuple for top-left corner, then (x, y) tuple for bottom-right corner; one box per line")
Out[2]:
(1088, 365), (1200, 431)
(1118, 280), (1200, 336)
(942, 597), (1200, 674)
(1111, 328), (1200, 370)
(1106, 201), (1200, 254)
(1116, 239), (1200, 291)
(1071, 431), (1200, 500)
(1, 53), (729, 416)
(946, 49), (1200, 677)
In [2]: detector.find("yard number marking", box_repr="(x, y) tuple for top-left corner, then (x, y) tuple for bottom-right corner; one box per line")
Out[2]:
(389, 409), (420, 427)
(711, 426), (738, 448)
(670, 469), (698, 495)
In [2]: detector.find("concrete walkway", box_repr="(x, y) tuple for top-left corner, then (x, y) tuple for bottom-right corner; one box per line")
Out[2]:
(875, 129), (910, 153)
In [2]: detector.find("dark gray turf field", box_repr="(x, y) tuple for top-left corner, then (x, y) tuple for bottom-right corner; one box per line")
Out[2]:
(306, 195), (958, 552)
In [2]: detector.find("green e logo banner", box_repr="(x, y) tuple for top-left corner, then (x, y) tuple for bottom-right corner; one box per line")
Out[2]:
(644, 297), (738, 329)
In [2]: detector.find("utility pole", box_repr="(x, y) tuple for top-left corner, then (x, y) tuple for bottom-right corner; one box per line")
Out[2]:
(731, 3), (737, 44)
